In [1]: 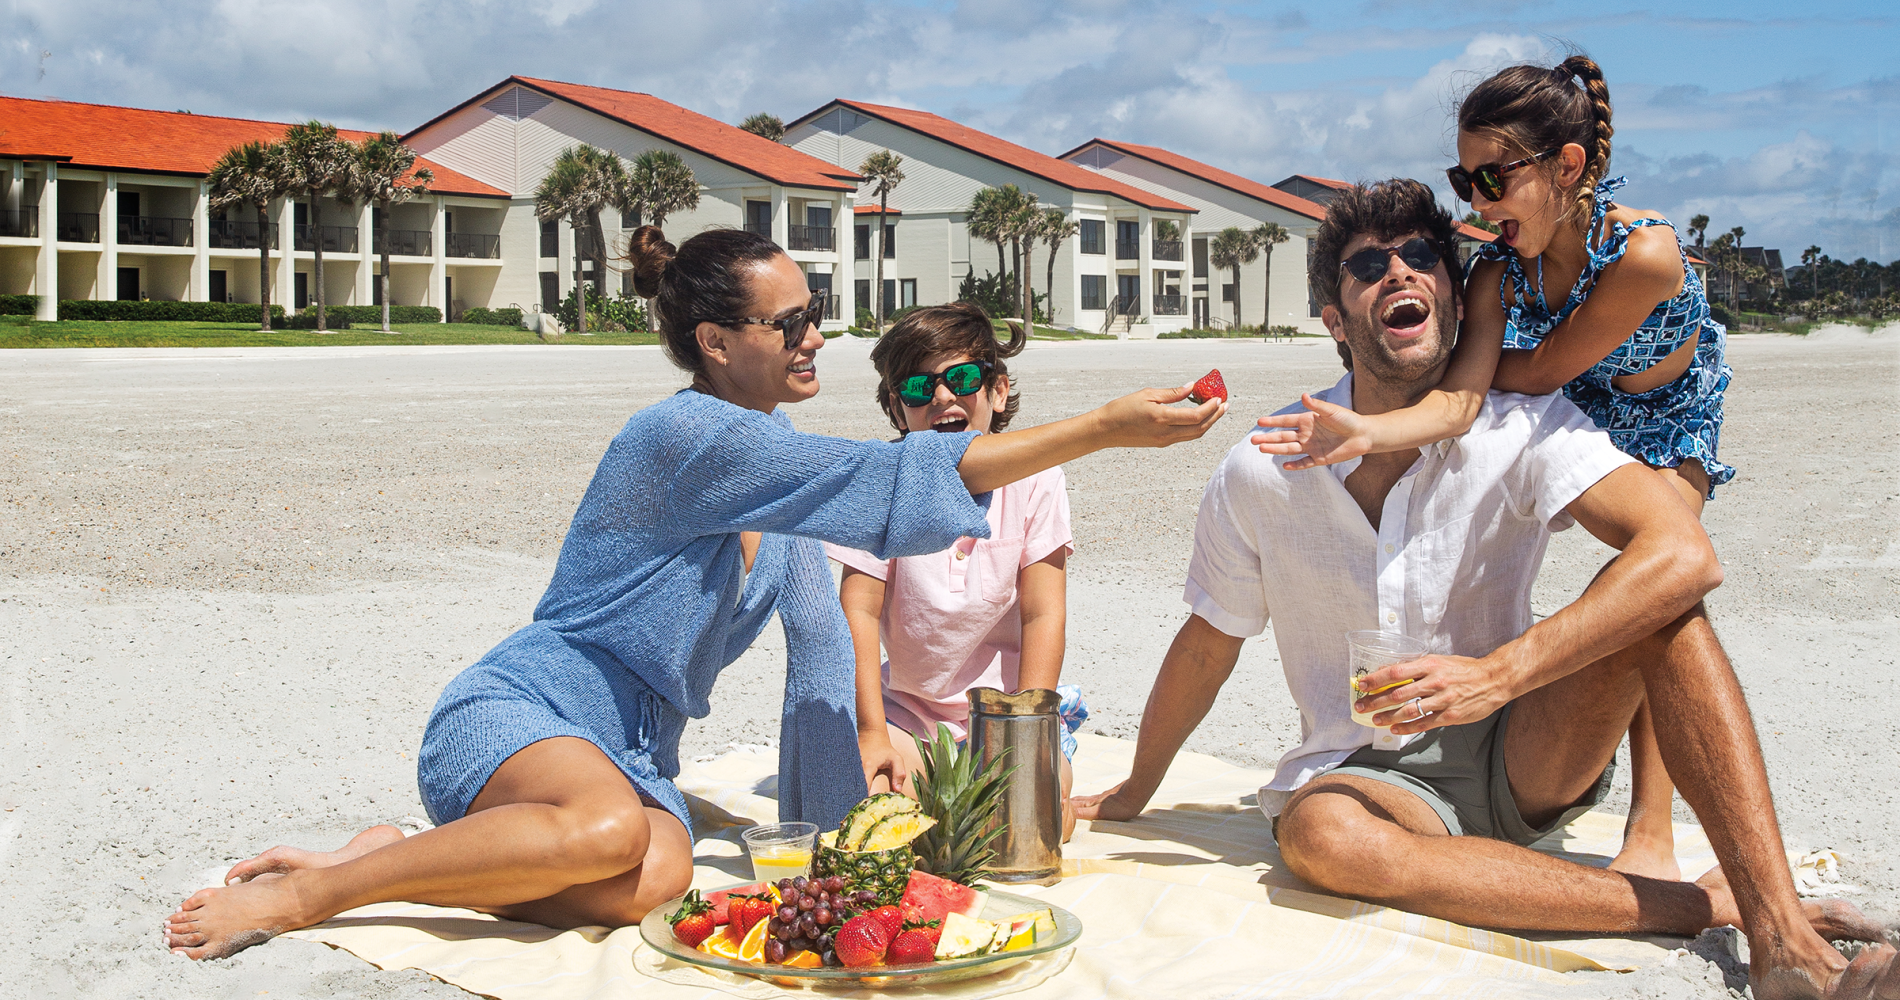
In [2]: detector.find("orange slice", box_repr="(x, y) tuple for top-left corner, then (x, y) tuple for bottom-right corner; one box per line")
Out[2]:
(700, 933), (744, 961)
(738, 914), (772, 964)
(781, 949), (824, 969)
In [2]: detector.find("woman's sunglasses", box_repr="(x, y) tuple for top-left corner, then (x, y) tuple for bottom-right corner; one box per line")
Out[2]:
(894, 361), (992, 407)
(1445, 148), (1558, 203)
(709, 288), (829, 349)
(1338, 237), (1443, 284)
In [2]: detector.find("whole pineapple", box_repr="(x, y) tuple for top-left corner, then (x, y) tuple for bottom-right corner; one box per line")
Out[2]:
(911, 722), (1013, 885)
(813, 793), (937, 907)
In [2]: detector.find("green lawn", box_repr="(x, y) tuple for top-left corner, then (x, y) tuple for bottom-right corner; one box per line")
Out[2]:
(0, 318), (662, 348)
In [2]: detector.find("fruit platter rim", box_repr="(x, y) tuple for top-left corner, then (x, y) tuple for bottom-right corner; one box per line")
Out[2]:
(639, 881), (1082, 987)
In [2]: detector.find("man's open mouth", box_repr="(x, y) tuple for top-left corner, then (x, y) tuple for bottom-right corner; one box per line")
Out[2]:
(1379, 294), (1432, 337)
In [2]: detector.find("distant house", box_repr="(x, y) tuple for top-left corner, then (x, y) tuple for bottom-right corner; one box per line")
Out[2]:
(1272, 174), (1352, 207)
(785, 100), (1198, 337)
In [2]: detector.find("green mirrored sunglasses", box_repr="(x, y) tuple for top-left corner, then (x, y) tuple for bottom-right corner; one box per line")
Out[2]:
(895, 361), (992, 407)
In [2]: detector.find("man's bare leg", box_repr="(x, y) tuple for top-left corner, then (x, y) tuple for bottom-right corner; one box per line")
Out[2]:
(163, 737), (693, 958)
(1611, 700), (1682, 880)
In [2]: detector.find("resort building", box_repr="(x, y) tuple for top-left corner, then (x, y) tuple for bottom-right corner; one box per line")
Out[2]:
(785, 100), (1199, 337)
(1061, 140), (1329, 333)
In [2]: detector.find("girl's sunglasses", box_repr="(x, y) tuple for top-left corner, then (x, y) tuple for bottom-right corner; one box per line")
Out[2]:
(1446, 148), (1558, 203)
(1338, 237), (1443, 284)
(895, 361), (992, 407)
(709, 288), (829, 349)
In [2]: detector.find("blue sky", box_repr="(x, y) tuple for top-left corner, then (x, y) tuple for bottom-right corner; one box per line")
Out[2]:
(4, 0), (1894, 262)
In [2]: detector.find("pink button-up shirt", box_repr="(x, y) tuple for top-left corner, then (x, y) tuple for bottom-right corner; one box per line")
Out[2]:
(826, 465), (1074, 741)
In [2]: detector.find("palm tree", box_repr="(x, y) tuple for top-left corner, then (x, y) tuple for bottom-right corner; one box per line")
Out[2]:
(534, 145), (628, 334)
(622, 149), (699, 329)
(1686, 214), (1710, 248)
(858, 150), (905, 328)
(1039, 208), (1078, 325)
(1005, 192), (1042, 329)
(1209, 226), (1257, 328)
(967, 187), (1010, 280)
(1461, 211), (1500, 235)
(739, 113), (785, 141)
(279, 121), (356, 332)
(206, 140), (290, 331)
(1802, 245), (1822, 298)
(349, 132), (433, 334)
(1252, 222), (1289, 335)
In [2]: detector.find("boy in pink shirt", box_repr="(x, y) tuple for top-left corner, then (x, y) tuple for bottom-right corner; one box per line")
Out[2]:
(826, 303), (1081, 839)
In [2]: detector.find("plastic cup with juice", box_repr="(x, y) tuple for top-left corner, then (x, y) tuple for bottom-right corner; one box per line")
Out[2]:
(742, 822), (817, 884)
(1347, 630), (1429, 727)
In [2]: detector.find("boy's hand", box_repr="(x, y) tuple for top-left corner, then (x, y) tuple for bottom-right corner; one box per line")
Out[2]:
(1252, 393), (1372, 470)
(857, 730), (908, 794)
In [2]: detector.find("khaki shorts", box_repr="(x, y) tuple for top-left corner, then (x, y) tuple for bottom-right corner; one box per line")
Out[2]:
(1322, 703), (1615, 846)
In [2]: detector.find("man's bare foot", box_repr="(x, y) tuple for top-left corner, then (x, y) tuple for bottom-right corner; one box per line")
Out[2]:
(165, 875), (314, 960)
(1698, 865), (1891, 943)
(1753, 940), (1900, 999)
(1609, 828), (1683, 882)
(224, 825), (405, 885)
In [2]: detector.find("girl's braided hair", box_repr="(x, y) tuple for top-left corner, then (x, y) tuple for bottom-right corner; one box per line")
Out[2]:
(1458, 53), (1614, 229)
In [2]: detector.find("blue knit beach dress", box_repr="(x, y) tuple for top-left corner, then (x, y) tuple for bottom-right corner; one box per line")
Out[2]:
(1475, 177), (1735, 497)
(417, 389), (993, 838)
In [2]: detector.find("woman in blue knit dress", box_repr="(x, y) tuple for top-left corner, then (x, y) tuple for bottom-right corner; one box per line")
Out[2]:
(166, 227), (1226, 958)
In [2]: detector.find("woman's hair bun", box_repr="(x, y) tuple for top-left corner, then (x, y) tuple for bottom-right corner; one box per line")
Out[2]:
(626, 225), (675, 299)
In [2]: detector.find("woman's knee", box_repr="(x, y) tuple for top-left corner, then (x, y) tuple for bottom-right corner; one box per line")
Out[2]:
(560, 797), (654, 875)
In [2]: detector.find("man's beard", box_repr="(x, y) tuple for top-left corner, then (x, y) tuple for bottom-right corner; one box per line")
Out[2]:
(1339, 299), (1458, 389)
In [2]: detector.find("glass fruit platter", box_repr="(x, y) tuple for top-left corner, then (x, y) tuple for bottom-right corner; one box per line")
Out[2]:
(640, 881), (1082, 989)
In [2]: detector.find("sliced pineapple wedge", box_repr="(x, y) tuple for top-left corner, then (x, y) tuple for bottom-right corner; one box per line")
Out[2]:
(857, 811), (938, 851)
(837, 792), (923, 851)
(935, 911), (999, 961)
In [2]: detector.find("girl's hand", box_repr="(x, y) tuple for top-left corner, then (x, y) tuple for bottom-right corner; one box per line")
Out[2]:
(1095, 386), (1227, 449)
(857, 730), (907, 794)
(1251, 393), (1372, 470)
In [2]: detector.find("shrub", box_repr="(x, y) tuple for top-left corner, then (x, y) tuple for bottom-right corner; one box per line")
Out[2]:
(461, 306), (525, 327)
(0, 294), (39, 316)
(309, 305), (441, 326)
(955, 267), (1048, 323)
(856, 306), (877, 329)
(57, 300), (287, 322)
(555, 285), (646, 332)
(1708, 304), (1735, 328)
(847, 326), (878, 338)
(1267, 325), (1301, 338)
(281, 312), (352, 330)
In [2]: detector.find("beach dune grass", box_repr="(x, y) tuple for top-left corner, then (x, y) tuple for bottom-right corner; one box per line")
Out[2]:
(0, 318), (662, 348)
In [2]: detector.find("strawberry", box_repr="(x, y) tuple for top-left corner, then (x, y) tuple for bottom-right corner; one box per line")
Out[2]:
(833, 913), (891, 968)
(899, 904), (943, 945)
(1189, 369), (1227, 405)
(668, 890), (715, 949)
(865, 904), (905, 941)
(727, 893), (775, 942)
(706, 882), (766, 925)
(887, 928), (936, 965)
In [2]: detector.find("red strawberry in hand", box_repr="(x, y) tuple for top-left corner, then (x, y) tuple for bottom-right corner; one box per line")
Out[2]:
(888, 928), (936, 965)
(1189, 369), (1227, 405)
(833, 913), (892, 968)
(669, 890), (715, 949)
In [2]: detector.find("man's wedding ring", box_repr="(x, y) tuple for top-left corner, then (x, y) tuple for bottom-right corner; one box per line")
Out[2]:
(1399, 697), (1428, 723)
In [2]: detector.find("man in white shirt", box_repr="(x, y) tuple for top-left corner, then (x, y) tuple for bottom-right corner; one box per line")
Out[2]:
(1074, 180), (1892, 998)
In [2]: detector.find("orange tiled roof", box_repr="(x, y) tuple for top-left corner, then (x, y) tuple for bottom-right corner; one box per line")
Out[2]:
(0, 95), (506, 197)
(1060, 139), (1326, 221)
(1288, 174), (1353, 190)
(817, 101), (1195, 214)
(412, 77), (862, 192)
(1457, 222), (1499, 243)
(853, 205), (901, 215)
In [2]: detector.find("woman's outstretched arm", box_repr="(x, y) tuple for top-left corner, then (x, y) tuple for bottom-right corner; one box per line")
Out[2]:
(956, 386), (1225, 495)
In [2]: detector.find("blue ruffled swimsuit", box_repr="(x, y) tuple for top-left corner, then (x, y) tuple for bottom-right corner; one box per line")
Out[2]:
(1475, 177), (1734, 496)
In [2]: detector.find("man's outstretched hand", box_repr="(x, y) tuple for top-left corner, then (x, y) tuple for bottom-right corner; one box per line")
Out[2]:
(1071, 781), (1148, 822)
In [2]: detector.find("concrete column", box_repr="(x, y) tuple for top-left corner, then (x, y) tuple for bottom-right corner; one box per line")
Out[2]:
(1136, 206), (1153, 335)
(429, 195), (447, 321)
(355, 198), (373, 306)
(771, 186), (789, 248)
(35, 163), (57, 320)
(99, 173), (119, 301)
(555, 207), (571, 302)
(191, 179), (210, 301)
(276, 197), (295, 314)
(832, 193), (853, 330)
(7, 161), (20, 213)
(1178, 214), (1193, 325)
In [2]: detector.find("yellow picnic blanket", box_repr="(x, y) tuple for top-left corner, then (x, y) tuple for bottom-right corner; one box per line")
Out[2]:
(284, 733), (1718, 998)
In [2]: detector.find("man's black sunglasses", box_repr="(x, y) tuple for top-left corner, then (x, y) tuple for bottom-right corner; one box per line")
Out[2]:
(895, 361), (993, 407)
(1338, 238), (1443, 284)
(1446, 148), (1559, 203)
(709, 288), (828, 349)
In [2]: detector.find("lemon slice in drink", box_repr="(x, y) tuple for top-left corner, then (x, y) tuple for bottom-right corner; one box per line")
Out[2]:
(738, 915), (771, 964)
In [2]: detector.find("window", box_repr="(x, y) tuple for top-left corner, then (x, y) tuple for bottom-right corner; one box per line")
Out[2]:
(745, 200), (772, 237)
(882, 223), (896, 258)
(899, 278), (917, 309)
(293, 271), (308, 309)
(621, 209), (642, 230)
(208, 269), (227, 303)
(540, 218), (558, 258)
(805, 205), (832, 228)
(855, 224), (870, 260)
(540, 271), (559, 311)
(1193, 237), (1208, 278)
(882, 278), (896, 317)
(855, 279), (871, 314)
(1079, 219), (1104, 255)
(1080, 274), (1106, 310)
(1222, 284), (1236, 302)
(1115, 220), (1139, 260)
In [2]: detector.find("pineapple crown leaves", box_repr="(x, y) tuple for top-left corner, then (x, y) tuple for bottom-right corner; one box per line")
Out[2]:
(668, 889), (710, 924)
(911, 722), (1016, 883)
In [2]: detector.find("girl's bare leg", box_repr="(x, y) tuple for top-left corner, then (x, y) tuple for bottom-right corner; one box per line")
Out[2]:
(1612, 461), (1709, 880)
(164, 737), (692, 959)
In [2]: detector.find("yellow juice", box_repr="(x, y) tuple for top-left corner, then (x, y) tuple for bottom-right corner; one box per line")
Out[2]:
(749, 848), (812, 884)
(1349, 674), (1414, 727)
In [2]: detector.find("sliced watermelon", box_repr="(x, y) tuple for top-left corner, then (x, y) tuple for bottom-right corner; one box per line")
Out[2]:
(705, 882), (767, 925)
(900, 870), (985, 925)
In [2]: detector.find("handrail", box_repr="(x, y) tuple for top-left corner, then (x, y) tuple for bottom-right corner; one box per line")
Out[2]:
(207, 219), (275, 250)
(1114, 239), (1139, 260)
(294, 224), (359, 253)
(1152, 239), (1183, 261)
(447, 232), (500, 258)
(377, 228), (432, 256)
(1153, 293), (1183, 315)
(118, 215), (193, 247)
(0, 207), (38, 238)
(788, 225), (835, 252)
(58, 212), (100, 243)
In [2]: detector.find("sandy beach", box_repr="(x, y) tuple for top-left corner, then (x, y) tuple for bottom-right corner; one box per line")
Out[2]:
(1, 328), (1894, 998)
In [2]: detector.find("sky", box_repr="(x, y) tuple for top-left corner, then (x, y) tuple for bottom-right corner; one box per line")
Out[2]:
(4, 0), (1894, 263)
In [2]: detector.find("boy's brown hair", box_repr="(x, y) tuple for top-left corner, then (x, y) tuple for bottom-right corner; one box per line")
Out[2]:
(868, 302), (1025, 434)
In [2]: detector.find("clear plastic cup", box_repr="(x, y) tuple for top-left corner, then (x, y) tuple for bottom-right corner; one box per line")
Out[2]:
(1347, 630), (1429, 727)
(742, 822), (817, 884)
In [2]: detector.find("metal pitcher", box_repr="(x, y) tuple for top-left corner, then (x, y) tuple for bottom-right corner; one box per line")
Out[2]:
(966, 687), (1062, 884)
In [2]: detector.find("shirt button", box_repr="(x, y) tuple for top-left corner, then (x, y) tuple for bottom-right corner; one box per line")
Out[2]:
(955, 551), (967, 561)
(1383, 543), (1395, 554)
(1386, 612), (1397, 624)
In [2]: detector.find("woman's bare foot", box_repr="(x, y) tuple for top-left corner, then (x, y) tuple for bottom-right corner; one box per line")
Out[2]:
(223, 825), (405, 885)
(1610, 827), (1683, 882)
(165, 875), (315, 960)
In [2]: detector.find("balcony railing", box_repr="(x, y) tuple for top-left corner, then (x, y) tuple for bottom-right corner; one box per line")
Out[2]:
(1153, 293), (1184, 316)
(1115, 239), (1139, 260)
(788, 225), (835, 252)
(206, 219), (275, 250)
(119, 215), (193, 247)
(447, 232), (501, 258)
(1152, 239), (1183, 262)
(58, 212), (100, 243)
(0, 207), (37, 238)
(294, 224), (358, 253)
(376, 229), (431, 256)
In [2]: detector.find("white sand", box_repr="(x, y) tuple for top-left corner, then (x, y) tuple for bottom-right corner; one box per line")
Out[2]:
(1, 331), (1893, 998)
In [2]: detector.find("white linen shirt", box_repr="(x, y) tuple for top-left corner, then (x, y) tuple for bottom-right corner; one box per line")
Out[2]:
(1183, 373), (1635, 818)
